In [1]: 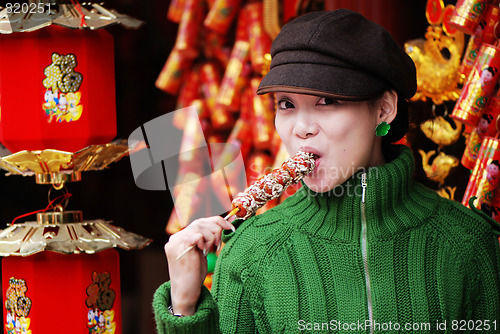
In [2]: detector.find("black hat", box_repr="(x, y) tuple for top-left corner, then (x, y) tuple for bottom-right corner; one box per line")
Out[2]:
(257, 9), (417, 101)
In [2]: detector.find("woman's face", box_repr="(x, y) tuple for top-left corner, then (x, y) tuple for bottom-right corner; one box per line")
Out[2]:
(274, 92), (386, 193)
(480, 68), (494, 84)
(488, 163), (499, 177)
(478, 118), (489, 132)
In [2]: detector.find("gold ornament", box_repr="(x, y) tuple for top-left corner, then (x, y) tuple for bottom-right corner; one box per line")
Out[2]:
(436, 186), (457, 200)
(405, 2), (464, 104)
(43, 53), (83, 94)
(418, 149), (459, 185)
(420, 115), (463, 147)
(0, 143), (132, 185)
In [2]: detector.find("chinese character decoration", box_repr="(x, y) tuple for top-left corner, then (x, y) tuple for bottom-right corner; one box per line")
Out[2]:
(42, 52), (84, 123)
(4, 277), (32, 334)
(86, 272), (116, 334)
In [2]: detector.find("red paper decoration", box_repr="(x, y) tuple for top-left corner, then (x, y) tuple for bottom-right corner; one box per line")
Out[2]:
(2, 248), (122, 334)
(0, 25), (116, 153)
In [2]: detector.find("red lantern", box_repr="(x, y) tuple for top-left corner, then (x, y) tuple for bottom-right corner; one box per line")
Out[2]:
(0, 25), (116, 153)
(2, 248), (122, 334)
(0, 205), (151, 334)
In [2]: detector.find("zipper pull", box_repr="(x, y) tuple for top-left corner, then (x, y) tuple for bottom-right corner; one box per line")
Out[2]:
(361, 172), (367, 203)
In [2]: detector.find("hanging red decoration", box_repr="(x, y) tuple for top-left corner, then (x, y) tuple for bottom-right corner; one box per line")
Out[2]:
(0, 25), (116, 153)
(2, 248), (122, 334)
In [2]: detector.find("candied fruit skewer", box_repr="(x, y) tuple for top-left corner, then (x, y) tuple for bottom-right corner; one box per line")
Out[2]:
(230, 151), (317, 219)
(176, 151), (317, 260)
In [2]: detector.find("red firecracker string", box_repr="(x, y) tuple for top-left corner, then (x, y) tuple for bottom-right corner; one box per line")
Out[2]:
(10, 192), (73, 225)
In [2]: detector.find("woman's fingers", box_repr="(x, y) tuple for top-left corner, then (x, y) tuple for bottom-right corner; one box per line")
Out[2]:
(191, 216), (235, 232)
(188, 217), (235, 248)
(167, 216), (235, 258)
(191, 220), (224, 254)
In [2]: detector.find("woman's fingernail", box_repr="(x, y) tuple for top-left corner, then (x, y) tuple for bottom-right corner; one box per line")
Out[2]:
(203, 248), (207, 257)
(217, 242), (221, 252)
(229, 224), (236, 232)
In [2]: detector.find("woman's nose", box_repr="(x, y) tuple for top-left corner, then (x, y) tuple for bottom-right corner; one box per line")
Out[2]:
(293, 113), (319, 139)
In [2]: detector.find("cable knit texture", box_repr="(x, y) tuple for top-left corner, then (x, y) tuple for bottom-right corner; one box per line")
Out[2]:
(154, 145), (500, 333)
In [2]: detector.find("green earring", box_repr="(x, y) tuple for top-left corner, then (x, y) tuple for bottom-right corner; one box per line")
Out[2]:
(375, 121), (390, 137)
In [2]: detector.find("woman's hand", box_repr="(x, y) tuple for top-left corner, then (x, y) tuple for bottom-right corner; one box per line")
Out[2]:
(165, 216), (235, 316)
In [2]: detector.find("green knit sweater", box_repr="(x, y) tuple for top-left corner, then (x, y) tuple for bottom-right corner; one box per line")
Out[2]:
(154, 145), (500, 333)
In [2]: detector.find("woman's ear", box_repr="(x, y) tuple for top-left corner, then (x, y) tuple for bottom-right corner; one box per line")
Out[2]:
(379, 90), (398, 124)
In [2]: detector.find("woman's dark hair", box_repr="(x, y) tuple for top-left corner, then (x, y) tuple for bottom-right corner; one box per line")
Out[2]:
(386, 96), (409, 143)
(482, 113), (493, 123)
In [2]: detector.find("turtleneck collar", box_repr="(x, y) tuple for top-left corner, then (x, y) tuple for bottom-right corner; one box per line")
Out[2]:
(280, 145), (440, 242)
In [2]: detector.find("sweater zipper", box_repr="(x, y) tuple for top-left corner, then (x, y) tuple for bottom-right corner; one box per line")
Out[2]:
(360, 172), (374, 334)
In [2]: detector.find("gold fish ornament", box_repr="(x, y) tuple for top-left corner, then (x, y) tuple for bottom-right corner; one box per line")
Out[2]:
(405, 1), (464, 104)
(420, 115), (463, 147)
(436, 186), (457, 200)
(418, 149), (459, 185)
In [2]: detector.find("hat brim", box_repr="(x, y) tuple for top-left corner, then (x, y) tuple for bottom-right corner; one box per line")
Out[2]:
(257, 62), (387, 101)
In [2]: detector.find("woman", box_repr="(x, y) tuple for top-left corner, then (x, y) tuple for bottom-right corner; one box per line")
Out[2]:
(154, 9), (500, 333)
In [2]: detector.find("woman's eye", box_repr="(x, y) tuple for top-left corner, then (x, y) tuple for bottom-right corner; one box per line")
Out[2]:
(317, 97), (338, 105)
(278, 100), (295, 109)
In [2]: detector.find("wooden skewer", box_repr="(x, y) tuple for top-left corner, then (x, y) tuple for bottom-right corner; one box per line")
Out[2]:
(224, 207), (239, 221)
(175, 245), (196, 261)
(175, 208), (239, 261)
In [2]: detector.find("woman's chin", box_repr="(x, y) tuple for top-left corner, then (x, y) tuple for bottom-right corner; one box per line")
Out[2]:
(302, 178), (336, 193)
